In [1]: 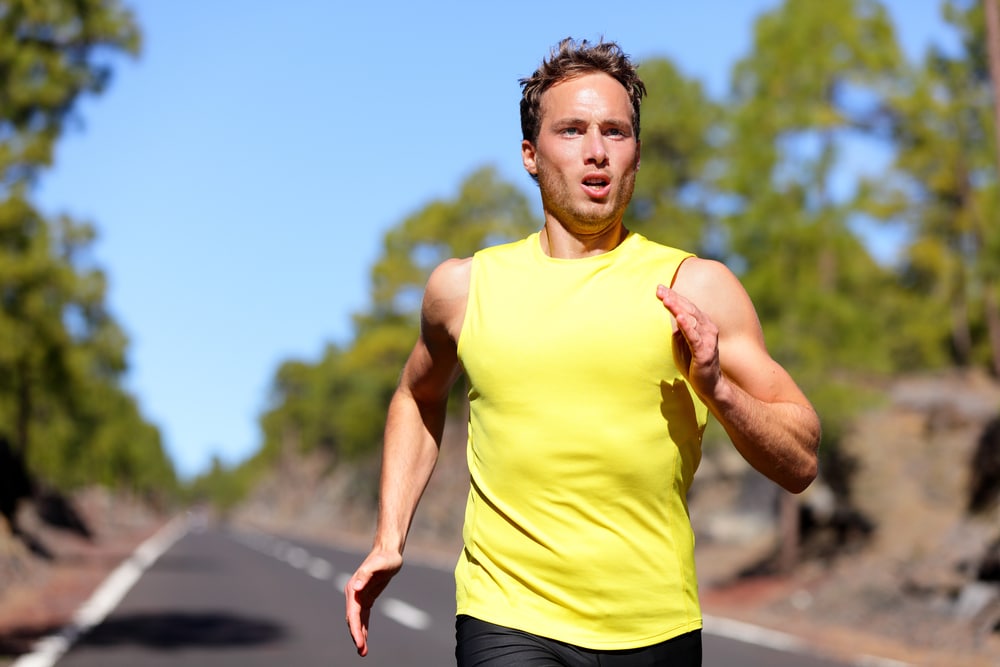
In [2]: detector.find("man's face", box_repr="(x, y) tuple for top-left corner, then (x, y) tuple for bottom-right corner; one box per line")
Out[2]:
(522, 72), (640, 237)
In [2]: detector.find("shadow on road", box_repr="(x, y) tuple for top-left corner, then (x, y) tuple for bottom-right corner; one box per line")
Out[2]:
(76, 611), (286, 650)
(145, 553), (224, 572)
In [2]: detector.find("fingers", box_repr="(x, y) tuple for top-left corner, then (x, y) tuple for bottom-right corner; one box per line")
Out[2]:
(657, 284), (697, 317)
(343, 548), (403, 657)
(657, 284), (721, 393)
(657, 284), (711, 348)
(345, 570), (371, 656)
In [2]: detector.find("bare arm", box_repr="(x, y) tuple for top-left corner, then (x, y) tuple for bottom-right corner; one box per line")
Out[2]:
(345, 258), (469, 657)
(658, 258), (820, 493)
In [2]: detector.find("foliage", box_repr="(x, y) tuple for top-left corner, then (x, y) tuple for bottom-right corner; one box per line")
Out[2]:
(15, 0), (993, 511)
(0, 0), (176, 503)
(244, 0), (1000, 496)
(184, 455), (251, 513)
(714, 0), (921, 465)
(0, 0), (141, 190)
(624, 58), (722, 256)
(245, 167), (540, 478)
(864, 0), (1000, 373)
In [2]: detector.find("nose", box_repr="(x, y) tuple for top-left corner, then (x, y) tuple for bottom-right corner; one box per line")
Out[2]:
(584, 127), (608, 166)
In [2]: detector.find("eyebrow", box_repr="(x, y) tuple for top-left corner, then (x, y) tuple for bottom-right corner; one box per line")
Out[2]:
(550, 117), (632, 130)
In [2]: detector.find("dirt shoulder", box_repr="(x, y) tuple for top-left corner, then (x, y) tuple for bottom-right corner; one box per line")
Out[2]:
(0, 512), (997, 667)
(0, 489), (169, 666)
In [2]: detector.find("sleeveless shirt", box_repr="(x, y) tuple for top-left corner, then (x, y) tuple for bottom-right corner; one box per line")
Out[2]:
(454, 231), (708, 650)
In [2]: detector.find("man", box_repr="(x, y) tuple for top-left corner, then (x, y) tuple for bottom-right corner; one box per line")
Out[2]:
(345, 38), (820, 665)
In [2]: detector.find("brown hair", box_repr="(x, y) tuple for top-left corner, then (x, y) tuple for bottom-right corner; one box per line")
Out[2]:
(519, 37), (646, 144)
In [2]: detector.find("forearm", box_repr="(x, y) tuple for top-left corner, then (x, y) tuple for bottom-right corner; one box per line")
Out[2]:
(371, 388), (447, 555)
(707, 376), (820, 493)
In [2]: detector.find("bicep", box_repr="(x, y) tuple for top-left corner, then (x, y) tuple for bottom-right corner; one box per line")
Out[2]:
(718, 331), (808, 407)
(399, 326), (461, 405)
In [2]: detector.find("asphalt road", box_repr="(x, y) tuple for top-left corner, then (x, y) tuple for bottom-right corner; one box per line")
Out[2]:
(51, 523), (859, 666)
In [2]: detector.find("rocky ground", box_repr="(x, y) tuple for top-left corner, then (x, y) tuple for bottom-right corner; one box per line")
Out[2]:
(1, 371), (999, 666)
(0, 488), (165, 666)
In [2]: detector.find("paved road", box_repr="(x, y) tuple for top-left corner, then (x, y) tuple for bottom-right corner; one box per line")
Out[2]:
(52, 523), (859, 666)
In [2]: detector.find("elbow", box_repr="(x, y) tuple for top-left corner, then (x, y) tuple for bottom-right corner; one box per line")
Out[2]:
(783, 460), (818, 494)
(785, 416), (821, 494)
(784, 436), (820, 494)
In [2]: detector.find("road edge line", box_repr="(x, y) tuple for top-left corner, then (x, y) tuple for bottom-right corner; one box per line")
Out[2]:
(10, 514), (190, 667)
(701, 613), (914, 666)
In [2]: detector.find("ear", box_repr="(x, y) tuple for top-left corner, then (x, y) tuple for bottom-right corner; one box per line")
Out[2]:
(635, 139), (641, 172)
(522, 139), (538, 176)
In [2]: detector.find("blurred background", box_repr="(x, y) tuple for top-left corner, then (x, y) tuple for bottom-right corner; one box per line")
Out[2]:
(1, 0), (999, 665)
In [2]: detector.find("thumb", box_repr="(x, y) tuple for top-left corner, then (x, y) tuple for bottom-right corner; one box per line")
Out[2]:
(346, 568), (371, 598)
(351, 570), (370, 591)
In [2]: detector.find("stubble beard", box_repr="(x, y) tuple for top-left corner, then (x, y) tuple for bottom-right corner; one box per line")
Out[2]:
(537, 167), (636, 237)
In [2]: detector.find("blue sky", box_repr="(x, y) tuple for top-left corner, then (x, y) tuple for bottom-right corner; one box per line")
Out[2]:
(35, 1), (955, 479)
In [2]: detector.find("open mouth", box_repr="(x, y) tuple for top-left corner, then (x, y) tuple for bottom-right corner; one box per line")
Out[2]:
(582, 175), (610, 192)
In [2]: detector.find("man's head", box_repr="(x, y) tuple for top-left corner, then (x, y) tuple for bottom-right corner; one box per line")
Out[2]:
(519, 38), (646, 146)
(519, 39), (644, 239)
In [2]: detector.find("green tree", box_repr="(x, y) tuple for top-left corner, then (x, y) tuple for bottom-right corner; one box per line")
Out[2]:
(722, 0), (909, 394)
(0, 1), (175, 500)
(624, 58), (722, 256)
(866, 0), (1000, 374)
(367, 167), (539, 322)
(717, 0), (909, 569)
(0, 0), (141, 189)
(255, 167), (540, 475)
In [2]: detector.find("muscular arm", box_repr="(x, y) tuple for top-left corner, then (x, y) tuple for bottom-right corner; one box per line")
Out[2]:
(345, 258), (469, 656)
(658, 258), (820, 493)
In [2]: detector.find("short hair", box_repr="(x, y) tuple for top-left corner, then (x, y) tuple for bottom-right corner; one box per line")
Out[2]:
(519, 37), (647, 145)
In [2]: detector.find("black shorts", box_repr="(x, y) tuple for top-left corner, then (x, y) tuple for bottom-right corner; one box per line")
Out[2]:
(455, 615), (702, 667)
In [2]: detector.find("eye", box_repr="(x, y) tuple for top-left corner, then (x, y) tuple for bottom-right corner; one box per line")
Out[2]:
(560, 127), (580, 136)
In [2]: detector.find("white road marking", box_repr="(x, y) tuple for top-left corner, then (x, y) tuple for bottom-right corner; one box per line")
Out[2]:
(11, 515), (189, 667)
(229, 530), (438, 638)
(307, 557), (333, 580)
(702, 614), (915, 666)
(381, 598), (432, 630)
(271, 540), (289, 559)
(852, 657), (915, 667)
(285, 546), (309, 569)
(702, 614), (806, 653)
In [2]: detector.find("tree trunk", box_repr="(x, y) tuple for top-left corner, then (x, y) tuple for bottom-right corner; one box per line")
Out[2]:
(15, 358), (31, 458)
(982, 0), (1000, 375)
(985, 284), (1000, 377)
(777, 491), (800, 573)
(951, 284), (973, 365)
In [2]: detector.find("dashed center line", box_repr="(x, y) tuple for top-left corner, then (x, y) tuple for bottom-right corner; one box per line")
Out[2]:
(307, 557), (332, 580)
(231, 530), (433, 631)
(382, 598), (432, 630)
(285, 546), (309, 569)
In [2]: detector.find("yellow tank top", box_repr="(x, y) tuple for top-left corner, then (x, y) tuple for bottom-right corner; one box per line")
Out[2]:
(454, 231), (708, 650)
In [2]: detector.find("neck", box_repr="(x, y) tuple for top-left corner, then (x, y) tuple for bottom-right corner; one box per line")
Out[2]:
(539, 221), (628, 259)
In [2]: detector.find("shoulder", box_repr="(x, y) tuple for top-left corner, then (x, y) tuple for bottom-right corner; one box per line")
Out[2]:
(422, 258), (471, 341)
(673, 257), (759, 333)
(426, 257), (471, 300)
(673, 256), (741, 293)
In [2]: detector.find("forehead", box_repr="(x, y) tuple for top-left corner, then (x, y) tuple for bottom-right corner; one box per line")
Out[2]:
(539, 72), (632, 123)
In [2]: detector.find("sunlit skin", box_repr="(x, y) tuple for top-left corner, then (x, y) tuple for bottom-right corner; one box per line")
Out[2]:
(522, 72), (641, 259)
(344, 64), (820, 659)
